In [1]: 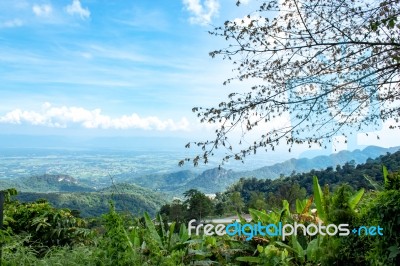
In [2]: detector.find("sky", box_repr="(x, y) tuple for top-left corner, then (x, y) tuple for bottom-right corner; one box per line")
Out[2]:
(0, 0), (399, 157)
(0, 1), (254, 136)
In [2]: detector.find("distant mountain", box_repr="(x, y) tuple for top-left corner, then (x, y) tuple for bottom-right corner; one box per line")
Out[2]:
(13, 182), (168, 217)
(123, 145), (400, 194)
(242, 146), (400, 179)
(4, 145), (399, 214)
(182, 168), (236, 193)
(0, 174), (168, 217)
(223, 149), (400, 204)
(0, 174), (95, 193)
(116, 170), (197, 192)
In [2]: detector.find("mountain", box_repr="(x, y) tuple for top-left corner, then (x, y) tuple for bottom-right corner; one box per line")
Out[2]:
(123, 145), (400, 194)
(115, 170), (198, 192)
(0, 174), (95, 193)
(3, 145), (399, 215)
(121, 168), (236, 194)
(182, 168), (236, 193)
(242, 145), (400, 180)
(0, 174), (168, 217)
(223, 148), (400, 204)
(13, 183), (168, 217)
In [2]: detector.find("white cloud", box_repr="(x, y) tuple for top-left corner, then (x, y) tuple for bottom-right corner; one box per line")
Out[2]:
(66, 0), (90, 19)
(0, 103), (190, 131)
(182, 0), (219, 25)
(32, 4), (52, 17)
(0, 19), (23, 28)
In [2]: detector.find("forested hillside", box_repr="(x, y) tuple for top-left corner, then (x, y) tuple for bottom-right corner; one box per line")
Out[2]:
(3, 171), (400, 265)
(0, 176), (167, 217)
(219, 150), (400, 209)
(120, 146), (400, 194)
(0, 174), (95, 192)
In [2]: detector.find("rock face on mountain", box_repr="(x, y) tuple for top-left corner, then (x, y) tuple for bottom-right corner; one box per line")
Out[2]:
(183, 168), (236, 193)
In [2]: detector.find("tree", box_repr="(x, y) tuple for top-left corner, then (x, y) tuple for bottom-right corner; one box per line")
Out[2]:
(159, 199), (186, 226)
(182, 0), (400, 166)
(229, 191), (245, 213)
(183, 189), (213, 222)
(267, 182), (306, 210)
(248, 191), (268, 210)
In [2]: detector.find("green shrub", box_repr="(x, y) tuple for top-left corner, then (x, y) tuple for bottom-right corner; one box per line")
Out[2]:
(361, 189), (400, 265)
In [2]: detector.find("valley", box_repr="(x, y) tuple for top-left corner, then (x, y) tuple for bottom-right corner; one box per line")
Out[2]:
(1, 145), (399, 218)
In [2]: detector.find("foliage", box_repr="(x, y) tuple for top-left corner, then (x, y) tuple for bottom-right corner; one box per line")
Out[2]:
(14, 183), (167, 217)
(0, 174), (95, 193)
(248, 192), (268, 211)
(2, 168), (399, 265)
(2, 242), (103, 266)
(182, 0), (400, 166)
(159, 199), (187, 229)
(383, 165), (400, 190)
(360, 190), (400, 264)
(3, 198), (92, 255)
(219, 150), (400, 213)
(183, 189), (214, 222)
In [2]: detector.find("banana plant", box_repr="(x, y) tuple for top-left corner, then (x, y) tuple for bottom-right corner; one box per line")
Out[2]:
(382, 165), (400, 190)
(249, 199), (291, 225)
(294, 196), (316, 223)
(348, 188), (364, 210)
(313, 176), (364, 222)
(143, 212), (189, 253)
(237, 243), (292, 265)
(313, 176), (327, 222)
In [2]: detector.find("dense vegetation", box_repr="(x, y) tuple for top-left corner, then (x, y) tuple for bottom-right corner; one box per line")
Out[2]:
(118, 146), (400, 194)
(13, 183), (167, 217)
(213, 150), (400, 212)
(1, 151), (399, 265)
(0, 174), (95, 193)
(1, 149), (400, 265)
(1, 167), (399, 265)
(0, 174), (168, 217)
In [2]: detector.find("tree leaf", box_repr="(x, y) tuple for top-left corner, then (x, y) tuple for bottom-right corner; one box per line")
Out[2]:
(348, 188), (364, 210)
(313, 176), (326, 222)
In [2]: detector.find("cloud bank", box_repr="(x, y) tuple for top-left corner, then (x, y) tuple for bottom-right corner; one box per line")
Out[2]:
(182, 0), (219, 25)
(0, 103), (189, 131)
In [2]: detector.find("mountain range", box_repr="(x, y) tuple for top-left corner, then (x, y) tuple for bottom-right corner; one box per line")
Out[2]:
(0, 175), (167, 217)
(1, 145), (399, 216)
(120, 145), (400, 194)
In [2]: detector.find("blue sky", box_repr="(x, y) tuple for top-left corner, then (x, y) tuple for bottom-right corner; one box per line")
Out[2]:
(0, 0), (398, 155)
(0, 0), (256, 137)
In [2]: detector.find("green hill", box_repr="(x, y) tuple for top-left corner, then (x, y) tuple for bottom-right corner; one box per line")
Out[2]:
(122, 146), (400, 194)
(223, 149), (400, 203)
(0, 174), (168, 217)
(0, 174), (95, 193)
